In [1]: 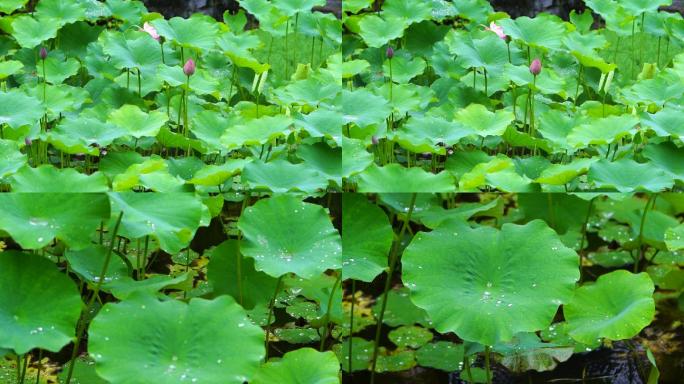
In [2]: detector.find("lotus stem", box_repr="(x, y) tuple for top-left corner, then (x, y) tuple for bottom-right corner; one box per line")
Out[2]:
(348, 279), (356, 373)
(137, 68), (142, 97)
(484, 345), (492, 384)
(578, 197), (596, 283)
(64, 211), (124, 384)
(285, 17), (290, 80)
(657, 36), (662, 68)
(293, 13), (299, 71)
(635, 194), (657, 272)
(370, 193), (418, 384)
(264, 275), (283, 361)
(35, 349), (42, 384)
(631, 18), (636, 79)
(464, 355), (473, 382)
(319, 272), (341, 351)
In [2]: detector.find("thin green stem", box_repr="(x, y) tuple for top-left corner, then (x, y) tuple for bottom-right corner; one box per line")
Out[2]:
(264, 275), (283, 361)
(635, 194), (657, 273)
(631, 18), (636, 79)
(35, 350), (42, 384)
(284, 17), (290, 80)
(64, 211), (124, 384)
(369, 193), (418, 384)
(137, 68), (141, 97)
(348, 279), (356, 374)
(319, 273), (341, 351)
(578, 197), (596, 284)
(485, 346), (492, 384)
(388, 57), (393, 103)
(484, 67), (488, 95)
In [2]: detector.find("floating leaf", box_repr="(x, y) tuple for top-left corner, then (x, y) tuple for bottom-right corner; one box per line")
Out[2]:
(588, 158), (673, 193)
(416, 341), (464, 372)
(252, 348), (340, 384)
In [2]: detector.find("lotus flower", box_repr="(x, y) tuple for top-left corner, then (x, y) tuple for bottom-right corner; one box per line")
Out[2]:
(183, 59), (196, 76)
(386, 46), (394, 59)
(485, 22), (507, 41)
(530, 59), (542, 76)
(39, 47), (48, 60)
(141, 22), (160, 41)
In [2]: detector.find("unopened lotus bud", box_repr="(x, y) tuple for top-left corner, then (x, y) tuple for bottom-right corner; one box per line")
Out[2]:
(529, 58), (542, 76)
(141, 22), (160, 41)
(39, 47), (48, 60)
(24, 137), (32, 146)
(447, 148), (454, 156)
(371, 135), (379, 145)
(183, 58), (196, 76)
(386, 46), (394, 59)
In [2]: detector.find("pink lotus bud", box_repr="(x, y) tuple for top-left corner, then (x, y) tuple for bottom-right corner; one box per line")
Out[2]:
(485, 22), (507, 40)
(371, 135), (379, 145)
(183, 58), (196, 76)
(39, 47), (48, 60)
(530, 58), (542, 76)
(447, 148), (454, 156)
(386, 46), (394, 59)
(24, 137), (32, 146)
(141, 22), (160, 41)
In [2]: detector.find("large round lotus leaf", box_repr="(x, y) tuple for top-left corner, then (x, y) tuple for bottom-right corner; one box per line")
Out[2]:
(389, 325), (433, 348)
(402, 220), (579, 346)
(357, 164), (456, 193)
(416, 342), (465, 372)
(10, 16), (60, 48)
(10, 165), (109, 192)
(564, 270), (655, 344)
(188, 160), (249, 186)
(588, 158), (673, 193)
(0, 193), (110, 250)
(382, 55), (426, 84)
(237, 195), (342, 279)
(108, 192), (203, 255)
(0, 90), (43, 130)
(342, 137), (372, 178)
(493, 332), (574, 373)
(0, 61), (24, 80)
(341, 89), (391, 128)
(151, 16), (218, 51)
(216, 31), (268, 73)
(103, 274), (190, 300)
(206, 240), (278, 310)
(65, 245), (129, 285)
(567, 115), (639, 148)
(220, 115), (292, 150)
(620, 0), (672, 15)
(498, 14), (566, 51)
(88, 294), (264, 384)
(108, 105), (168, 138)
(275, 75), (341, 106)
(534, 158), (596, 186)
(0, 251), (83, 354)
(382, 0), (432, 25)
(445, 30), (508, 73)
(273, 0), (326, 16)
(0, 139), (27, 178)
(295, 109), (343, 145)
(296, 142), (341, 185)
(39, 56), (80, 84)
(342, 193), (392, 282)
(640, 108), (684, 140)
(391, 115), (472, 154)
(99, 30), (162, 75)
(241, 160), (328, 194)
(373, 287), (431, 327)
(47, 117), (127, 156)
(455, 104), (514, 138)
(35, 0), (86, 26)
(0, 0), (27, 13)
(252, 348), (340, 384)
(357, 15), (406, 48)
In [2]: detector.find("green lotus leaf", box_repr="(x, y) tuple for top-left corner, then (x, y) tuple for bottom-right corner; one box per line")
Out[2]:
(216, 31), (269, 73)
(562, 31), (616, 73)
(190, 110), (233, 153)
(272, 0), (325, 16)
(567, 115), (639, 148)
(446, 30), (509, 73)
(373, 287), (431, 327)
(537, 110), (583, 152)
(640, 108), (684, 139)
(357, 15), (406, 48)
(455, 104), (514, 138)
(357, 164), (456, 193)
(486, 168), (536, 192)
(342, 193), (392, 282)
(452, 0), (492, 23)
(103, 274), (190, 300)
(10, 165), (109, 192)
(0, 90), (43, 130)
(0, 0), (27, 13)
(343, 0), (372, 13)
(620, 0), (672, 15)
(297, 142), (341, 185)
(206, 240), (278, 310)
(342, 137), (372, 178)
(88, 294), (264, 384)
(498, 14), (567, 51)
(647, 264), (684, 290)
(0, 60), (24, 80)
(389, 325), (433, 349)
(643, 142), (684, 182)
(36, 0), (86, 26)
(0, 139), (27, 178)
(65, 245), (129, 285)
(188, 159), (249, 186)
(375, 348), (416, 372)
(588, 158), (673, 193)
(415, 341), (464, 372)
(241, 160), (328, 194)
(326, 54), (369, 79)
(99, 30), (163, 75)
(0, 251), (83, 355)
(38, 56), (80, 84)
(11, 16), (60, 48)
(341, 89), (391, 128)
(334, 337), (373, 372)
(157, 127), (207, 155)
(458, 156), (515, 191)
(413, 197), (503, 229)
(112, 158), (187, 192)
(622, 74), (684, 106)
(252, 348), (339, 384)
(151, 16), (218, 51)
(108, 192), (203, 254)
(0, 193), (110, 250)
(108, 104), (168, 138)
(238, 194), (342, 279)
(295, 109), (343, 145)
(382, 0), (432, 25)
(274, 327), (320, 344)
(588, 250), (634, 268)
(220, 115), (292, 150)
(534, 158), (596, 185)
(47, 117), (126, 156)
(665, 224), (684, 251)
(391, 115), (472, 154)
(274, 74), (341, 106)
(564, 270), (655, 344)
(493, 332), (574, 373)
(57, 357), (108, 384)
(402, 220), (579, 345)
